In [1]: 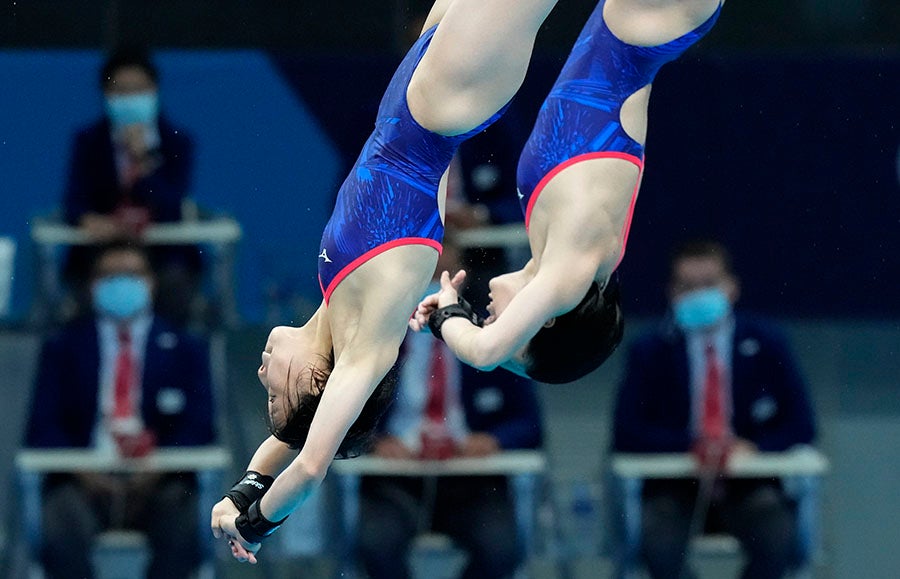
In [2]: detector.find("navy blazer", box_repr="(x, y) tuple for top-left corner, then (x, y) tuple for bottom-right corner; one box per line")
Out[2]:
(25, 316), (215, 449)
(62, 117), (193, 224)
(378, 365), (544, 451)
(612, 315), (816, 453)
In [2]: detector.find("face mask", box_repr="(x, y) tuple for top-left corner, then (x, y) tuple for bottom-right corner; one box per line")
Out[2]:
(105, 92), (159, 127)
(93, 275), (151, 320)
(673, 287), (730, 331)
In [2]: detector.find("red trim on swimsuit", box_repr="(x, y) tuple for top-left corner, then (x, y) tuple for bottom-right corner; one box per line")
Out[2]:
(523, 151), (644, 229)
(523, 151), (644, 270)
(320, 237), (442, 305)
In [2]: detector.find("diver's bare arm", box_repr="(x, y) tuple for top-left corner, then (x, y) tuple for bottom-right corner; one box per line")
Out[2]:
(256, 348), (397, 522)
(437, 245), (602, 369)
(440, 272), (585, 370)
(244, 435), (299, 476)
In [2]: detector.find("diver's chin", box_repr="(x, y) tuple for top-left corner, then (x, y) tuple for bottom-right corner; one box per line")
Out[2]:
(499, 347), (530, 379)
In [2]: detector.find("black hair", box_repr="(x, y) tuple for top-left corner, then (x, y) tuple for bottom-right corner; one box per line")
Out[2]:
(669, 238), (735, 279)
(267, 356), (399, 459)
(524, 272), (624, 384)
(89, 239), (153, 278)
(100, 44), (159, 89)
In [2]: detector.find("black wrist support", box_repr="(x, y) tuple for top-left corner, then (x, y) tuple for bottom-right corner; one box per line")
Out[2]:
(224, 471), (275, 513)
(428, 296), (484, 341)
(457, 295), (485, 326)
(235, 499), (287, 544)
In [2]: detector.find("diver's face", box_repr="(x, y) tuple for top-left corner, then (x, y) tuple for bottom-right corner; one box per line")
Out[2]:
(485, 269), (529, 325)
(258, 326), (319, 429)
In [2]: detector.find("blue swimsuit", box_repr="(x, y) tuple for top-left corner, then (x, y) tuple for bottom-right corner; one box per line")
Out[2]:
(516, 0), (721, 245)
(318, 25), (506, 303)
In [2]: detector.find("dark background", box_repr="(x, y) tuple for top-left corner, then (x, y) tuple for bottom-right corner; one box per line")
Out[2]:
(3, 0), (899, 53)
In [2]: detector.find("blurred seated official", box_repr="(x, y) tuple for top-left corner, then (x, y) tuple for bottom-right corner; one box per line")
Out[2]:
(61, 45), (202, 326)
(357, 238), (544, 579)
(611, 239), (817, 579)
(24, 241), (216, 579)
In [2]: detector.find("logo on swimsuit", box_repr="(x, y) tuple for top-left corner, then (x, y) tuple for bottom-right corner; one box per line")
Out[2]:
(318, 249), (332, 263)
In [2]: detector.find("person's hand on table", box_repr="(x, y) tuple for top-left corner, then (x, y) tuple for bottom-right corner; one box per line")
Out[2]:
(458, 433), (500, 457)
(372, 436), (416, 459)
(692, 435), (733, 471)
(80, 213), (126, 240)
(729, 438), (758, 457)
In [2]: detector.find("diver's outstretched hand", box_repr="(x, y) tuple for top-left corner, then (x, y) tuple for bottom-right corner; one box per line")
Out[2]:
(409, 269), (466, 332)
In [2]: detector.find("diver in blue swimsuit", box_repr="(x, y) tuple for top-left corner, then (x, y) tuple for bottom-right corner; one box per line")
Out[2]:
(318, 24), (505, 302)
(517, 0), (721, 224)
(413, 0), (724, 384)
(211, 0), (562, 564)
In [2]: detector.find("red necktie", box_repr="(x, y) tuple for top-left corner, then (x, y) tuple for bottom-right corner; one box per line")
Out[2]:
(701, 341), (727, 440)
(113, 328), (135, 420)
(425, 340), (447, 422)
(117, 139), (142, 192)
(420, 340), (454, 459)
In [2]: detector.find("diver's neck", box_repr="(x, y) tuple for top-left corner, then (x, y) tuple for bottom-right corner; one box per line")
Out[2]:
(304, 304), (334, 358)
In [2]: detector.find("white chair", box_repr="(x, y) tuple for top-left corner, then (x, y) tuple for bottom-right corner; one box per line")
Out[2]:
(332, 466), (547, 579)
(16, 460), (226, 579)
(0, 236), (15, 320)
(607, 470), (825, 579)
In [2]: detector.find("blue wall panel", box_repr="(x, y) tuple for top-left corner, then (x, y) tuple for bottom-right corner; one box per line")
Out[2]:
(0, 51), (103, 320)
(0, 50), (341, 323)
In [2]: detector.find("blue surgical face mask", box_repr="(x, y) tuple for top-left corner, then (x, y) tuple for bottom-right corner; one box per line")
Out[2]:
(673, 287), (731, 331)
(105, 92), (159, 127)
(93, 275), (151, 320)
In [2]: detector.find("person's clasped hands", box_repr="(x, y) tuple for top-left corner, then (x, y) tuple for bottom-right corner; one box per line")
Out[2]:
(210, 470), (285, 564)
